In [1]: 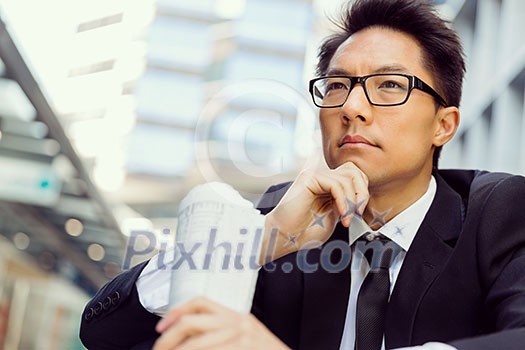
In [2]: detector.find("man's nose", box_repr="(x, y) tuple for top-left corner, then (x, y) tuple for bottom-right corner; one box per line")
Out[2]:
(339, 84), (372, 124)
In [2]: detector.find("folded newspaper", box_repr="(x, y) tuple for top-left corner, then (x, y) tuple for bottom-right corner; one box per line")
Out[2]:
(169, 182), (265, 313)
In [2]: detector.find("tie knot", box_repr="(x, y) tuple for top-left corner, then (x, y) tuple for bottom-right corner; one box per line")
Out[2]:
(358, 236), (401, 271)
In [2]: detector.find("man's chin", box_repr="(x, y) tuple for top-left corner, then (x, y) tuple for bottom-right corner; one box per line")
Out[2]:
(328, 157), (369, 173)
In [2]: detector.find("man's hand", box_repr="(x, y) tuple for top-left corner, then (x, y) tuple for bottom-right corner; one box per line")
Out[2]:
(259, 161), (369, 264)
(153, 297), (289, 350)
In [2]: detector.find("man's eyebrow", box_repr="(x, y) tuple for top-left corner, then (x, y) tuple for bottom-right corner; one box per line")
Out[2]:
(325, 65), (410, 76)
(326, 68), (349, 76)
(371, 64), (410, 74)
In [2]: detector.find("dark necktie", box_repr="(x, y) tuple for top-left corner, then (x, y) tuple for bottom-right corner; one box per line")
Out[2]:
(355, 237), (401, 350)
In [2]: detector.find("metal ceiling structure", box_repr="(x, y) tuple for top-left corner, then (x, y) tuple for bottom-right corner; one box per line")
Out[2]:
(0, 14), (126, 295)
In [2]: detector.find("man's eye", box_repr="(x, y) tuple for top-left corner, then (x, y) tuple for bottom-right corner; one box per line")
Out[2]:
(379, 80), (405, 89)
(326, 82), (348, 91)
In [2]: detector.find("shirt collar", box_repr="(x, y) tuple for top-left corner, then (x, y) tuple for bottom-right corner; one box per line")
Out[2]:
(348, 176), (437, 251)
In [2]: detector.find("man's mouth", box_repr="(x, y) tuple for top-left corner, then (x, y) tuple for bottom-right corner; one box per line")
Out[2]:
(339, 134), (376, 148)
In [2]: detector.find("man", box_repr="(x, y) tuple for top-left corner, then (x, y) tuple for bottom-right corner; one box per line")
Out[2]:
(80, 0), (525, 349)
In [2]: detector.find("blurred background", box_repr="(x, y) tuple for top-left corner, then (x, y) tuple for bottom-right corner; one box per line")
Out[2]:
(0, 0), (523, 348)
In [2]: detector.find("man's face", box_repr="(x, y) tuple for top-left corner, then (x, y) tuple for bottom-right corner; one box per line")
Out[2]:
(320, 27), (446, 191)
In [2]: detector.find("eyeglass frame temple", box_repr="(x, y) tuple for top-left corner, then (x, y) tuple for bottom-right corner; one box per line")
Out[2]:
(412, 76), (448, 107)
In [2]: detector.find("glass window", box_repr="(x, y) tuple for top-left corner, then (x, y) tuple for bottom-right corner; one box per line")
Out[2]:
(147, 17), (212, 70)
(135, 70), (203, 126)
(126, 124), (194, 176)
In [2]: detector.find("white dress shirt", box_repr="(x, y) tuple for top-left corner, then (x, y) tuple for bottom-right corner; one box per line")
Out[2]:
(137, 176), (455, 350)
(136, 247), (176, 316)
(339, 176), (454, 350)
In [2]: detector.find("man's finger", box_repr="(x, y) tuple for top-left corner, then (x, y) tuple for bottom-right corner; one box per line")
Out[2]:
(154, 313), (221, 350)
(336, 162), (369, 216)
(156, 297), (226, 332)
(176, 328), (237, 350)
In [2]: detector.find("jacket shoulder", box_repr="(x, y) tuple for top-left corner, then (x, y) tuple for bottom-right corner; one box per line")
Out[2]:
(439, 168), (525, 208)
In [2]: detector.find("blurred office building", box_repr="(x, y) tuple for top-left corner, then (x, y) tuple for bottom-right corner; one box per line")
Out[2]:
(0, 0), (523, 348)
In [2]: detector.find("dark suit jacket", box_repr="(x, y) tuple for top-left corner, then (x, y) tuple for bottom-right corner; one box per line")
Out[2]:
(80, 170), (525, 349)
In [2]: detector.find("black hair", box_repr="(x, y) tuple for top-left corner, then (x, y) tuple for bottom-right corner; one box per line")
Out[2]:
(316, 0), (466, 167)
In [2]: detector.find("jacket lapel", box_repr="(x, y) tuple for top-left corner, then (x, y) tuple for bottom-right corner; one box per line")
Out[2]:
(385, 174), (464, 348)
(299, 223), (351, 350)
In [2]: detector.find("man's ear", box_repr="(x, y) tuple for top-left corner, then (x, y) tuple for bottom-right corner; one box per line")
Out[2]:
(433, 106), (460, 147)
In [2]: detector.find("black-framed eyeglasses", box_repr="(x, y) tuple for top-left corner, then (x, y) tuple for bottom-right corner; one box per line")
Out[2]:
(309, 73), (448, 108)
